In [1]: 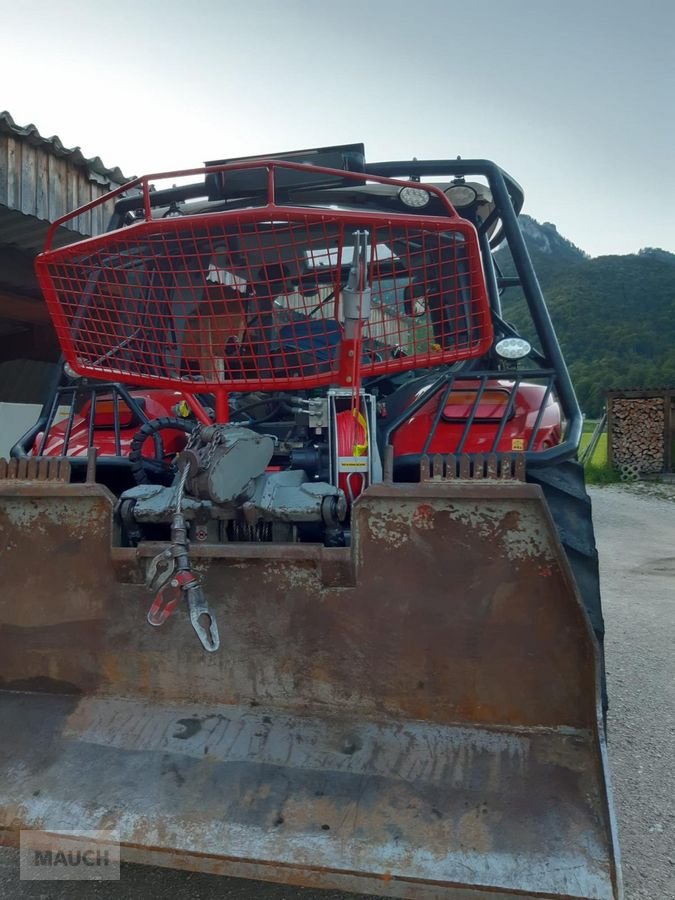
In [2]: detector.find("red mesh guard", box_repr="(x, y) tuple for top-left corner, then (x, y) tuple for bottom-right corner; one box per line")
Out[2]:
(37, 202), (492, 393)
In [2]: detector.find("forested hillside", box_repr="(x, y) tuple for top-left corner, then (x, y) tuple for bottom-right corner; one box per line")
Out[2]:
(495, 219), (675, 415)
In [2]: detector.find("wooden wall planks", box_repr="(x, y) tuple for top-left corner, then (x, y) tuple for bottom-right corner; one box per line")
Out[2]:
(0, 134), (120, 237)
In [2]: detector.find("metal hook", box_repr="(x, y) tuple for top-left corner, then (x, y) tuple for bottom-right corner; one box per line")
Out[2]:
(187, 585), (220, 652)
(147, 578), (181, 626)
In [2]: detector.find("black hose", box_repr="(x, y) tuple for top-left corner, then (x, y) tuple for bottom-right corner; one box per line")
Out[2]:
(230, 395), (295, 421)
(128, 417), (196, 485)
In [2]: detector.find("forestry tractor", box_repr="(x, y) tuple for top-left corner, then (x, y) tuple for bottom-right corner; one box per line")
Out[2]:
(0, 144), (622, 899)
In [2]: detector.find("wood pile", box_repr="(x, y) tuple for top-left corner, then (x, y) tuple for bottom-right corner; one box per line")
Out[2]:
(610, 397), (665, 474)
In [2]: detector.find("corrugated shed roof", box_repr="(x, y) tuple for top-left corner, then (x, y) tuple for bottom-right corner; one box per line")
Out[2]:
(0, 110), (130, 187)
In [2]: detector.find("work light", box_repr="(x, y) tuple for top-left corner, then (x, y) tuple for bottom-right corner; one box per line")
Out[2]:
(398, 186), (430, 208)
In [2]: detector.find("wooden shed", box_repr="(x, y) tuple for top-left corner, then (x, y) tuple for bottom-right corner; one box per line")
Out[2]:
(0, 110), (129, 368)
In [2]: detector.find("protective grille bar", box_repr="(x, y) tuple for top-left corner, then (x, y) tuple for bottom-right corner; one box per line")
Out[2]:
(385, 369), (559, 457)
(36, 162), (492, 395)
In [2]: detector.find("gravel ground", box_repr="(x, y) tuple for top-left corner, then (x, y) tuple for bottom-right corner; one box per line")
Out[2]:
(0, 483), (673, 899)
(591, 484), (675, 899)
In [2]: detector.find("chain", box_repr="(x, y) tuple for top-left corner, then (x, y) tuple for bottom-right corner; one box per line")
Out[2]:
(204, 427), (223, 470)
(185, 426), (201, 451)
(175, 424), (224, 511)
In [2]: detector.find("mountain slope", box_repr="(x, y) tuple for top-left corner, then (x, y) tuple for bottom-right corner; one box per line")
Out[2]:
(495, 218), (675, 415)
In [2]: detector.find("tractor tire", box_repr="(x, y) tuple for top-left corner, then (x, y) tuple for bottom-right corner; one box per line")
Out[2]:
(527, 460), (608, 720)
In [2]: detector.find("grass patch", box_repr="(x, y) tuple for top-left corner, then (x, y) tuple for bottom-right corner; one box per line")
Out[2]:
(579, 428), (619, 483)
(579, 431), (608, 466)
(584, 463), (622, 485)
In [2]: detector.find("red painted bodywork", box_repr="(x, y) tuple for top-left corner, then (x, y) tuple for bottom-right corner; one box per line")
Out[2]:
(390, 380), (561, 456)
(32, 390), (192, 458)
(33, 381), (561, 464)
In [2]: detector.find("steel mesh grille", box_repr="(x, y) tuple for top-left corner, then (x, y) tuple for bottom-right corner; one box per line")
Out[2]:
(38, 208), (492, 392)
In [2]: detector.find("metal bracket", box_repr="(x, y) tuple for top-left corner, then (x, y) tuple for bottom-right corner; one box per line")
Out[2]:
(146, 546), (180, 592)
(342, 230), (371, 330)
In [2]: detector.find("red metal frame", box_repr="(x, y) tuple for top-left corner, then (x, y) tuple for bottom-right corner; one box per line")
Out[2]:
(36, 161), (492, 414)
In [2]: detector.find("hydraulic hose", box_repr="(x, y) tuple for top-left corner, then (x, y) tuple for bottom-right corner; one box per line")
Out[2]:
(128, 417), (196, 485)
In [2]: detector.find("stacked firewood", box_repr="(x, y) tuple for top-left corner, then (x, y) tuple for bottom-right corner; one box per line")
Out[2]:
(610, 398), (665, 475)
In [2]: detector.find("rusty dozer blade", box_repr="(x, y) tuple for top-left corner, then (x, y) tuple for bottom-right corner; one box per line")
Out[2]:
(0, 475), (621, 899)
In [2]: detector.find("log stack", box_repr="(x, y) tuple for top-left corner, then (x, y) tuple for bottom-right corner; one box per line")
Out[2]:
(609, 396), (665, 474)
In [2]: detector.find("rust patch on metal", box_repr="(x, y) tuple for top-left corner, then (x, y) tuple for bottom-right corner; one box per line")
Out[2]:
(420, 453), (525, 482)
(411, 503), (435, 530)
(0, 479), (619, 897)
(0, 691), (618, 898)
(0, 481), (597, 724)
(0, 457), (70, 482)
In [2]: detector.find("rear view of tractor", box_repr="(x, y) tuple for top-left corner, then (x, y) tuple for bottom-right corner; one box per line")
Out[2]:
(0, 146), (622, 898)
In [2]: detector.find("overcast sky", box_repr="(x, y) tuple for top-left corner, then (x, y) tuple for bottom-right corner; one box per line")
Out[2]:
(1, 0), (673, 256)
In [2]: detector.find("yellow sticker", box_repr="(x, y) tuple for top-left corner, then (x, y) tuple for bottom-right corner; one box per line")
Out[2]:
(511, 438), (525, 451)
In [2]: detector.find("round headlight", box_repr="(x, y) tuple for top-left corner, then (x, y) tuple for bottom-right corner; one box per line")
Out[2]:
(495, 337), (531, 360)
(445, 183), (478, 208)
(399, 186), (431, 208)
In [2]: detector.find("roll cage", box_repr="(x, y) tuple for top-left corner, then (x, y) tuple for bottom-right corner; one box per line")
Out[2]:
(36, 154), (581, 468)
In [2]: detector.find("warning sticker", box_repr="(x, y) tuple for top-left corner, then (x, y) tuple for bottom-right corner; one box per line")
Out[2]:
(338, 457), (369, 472)
(511, 438), (525, 451)
(54, 405), (74, 424)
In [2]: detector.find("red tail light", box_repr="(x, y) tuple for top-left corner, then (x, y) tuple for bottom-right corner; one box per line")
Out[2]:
(80, 398), (139, 427)
(442, 389), (512, 422)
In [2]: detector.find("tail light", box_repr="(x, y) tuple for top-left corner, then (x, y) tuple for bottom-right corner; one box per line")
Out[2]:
(80, 397), (142, 428)
(442, 389), (512, 422)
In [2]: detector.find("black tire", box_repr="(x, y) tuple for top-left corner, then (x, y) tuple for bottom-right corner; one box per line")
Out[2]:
(527, 460), (608, 719)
